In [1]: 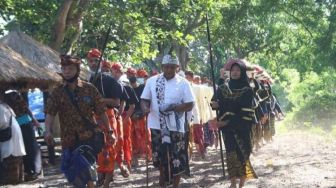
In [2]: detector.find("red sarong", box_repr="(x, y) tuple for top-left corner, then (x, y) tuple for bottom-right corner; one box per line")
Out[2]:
(193, 124), (205, 155)
(121, 112), (132, 166)
(96, 109), (122, 173)
(131, 116), (152, 160)
(115, 115), (125, 165)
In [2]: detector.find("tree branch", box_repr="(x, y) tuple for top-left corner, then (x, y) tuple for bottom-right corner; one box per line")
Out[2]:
(183, 11), (206, 37)
(148, 17), (172, 29)
(281, 8), (314, 38)
(245, 43), (270, 57)
(66, 0), (90, 26)
(65, 0), (91, 53)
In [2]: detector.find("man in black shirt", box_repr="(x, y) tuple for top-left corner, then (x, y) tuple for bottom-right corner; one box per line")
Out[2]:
(87, 49), (123, 187)
(111, 63), (139, 173)
(129, 69), (152, 166)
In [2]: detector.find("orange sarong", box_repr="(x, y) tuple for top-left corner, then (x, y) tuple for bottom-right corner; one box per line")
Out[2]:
(115, 115), (125, 165)
(96, 109), (123, 173)
(131, 116), (152, 160)
(119, 112), (132, 166)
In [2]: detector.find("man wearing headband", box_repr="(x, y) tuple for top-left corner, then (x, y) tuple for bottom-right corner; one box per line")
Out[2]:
(130, 68), (152, 165)
(44, 55), (115, 188)
(141, 54), (195, 187)
(111, 63), (139, 174)
(86, 49), (125, 187)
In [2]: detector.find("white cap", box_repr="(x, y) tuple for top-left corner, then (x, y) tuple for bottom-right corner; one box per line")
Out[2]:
(162, 54), (179, 65)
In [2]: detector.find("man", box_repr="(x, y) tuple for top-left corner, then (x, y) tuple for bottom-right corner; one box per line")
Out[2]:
(87, 49), (123, 187)
(44, 55), (115, 188)
(111, 63), (138, 173)
(137, 68), (149, 85)
(129, 68), (151, 166)
(101, 59), (112, 73)
(189, 74), (206, 158)
(141, 54), (195, 188)
(184, 71), (201, 171)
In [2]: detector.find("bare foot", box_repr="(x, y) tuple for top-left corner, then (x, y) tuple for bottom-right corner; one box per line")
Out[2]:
(120, 165), (130, 178)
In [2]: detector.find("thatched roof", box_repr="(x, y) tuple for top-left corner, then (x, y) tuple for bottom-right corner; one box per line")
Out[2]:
(0, 31), (89, 80)
(1, 32), (61, 72)
(0, 44), (61, 90)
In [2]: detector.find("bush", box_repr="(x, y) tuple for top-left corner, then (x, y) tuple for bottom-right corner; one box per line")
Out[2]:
(278, 68), (336, 131)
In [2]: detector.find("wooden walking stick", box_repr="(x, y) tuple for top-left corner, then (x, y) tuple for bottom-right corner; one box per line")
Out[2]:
(205, 12), (226, 178)
(144, 117), (149, 187)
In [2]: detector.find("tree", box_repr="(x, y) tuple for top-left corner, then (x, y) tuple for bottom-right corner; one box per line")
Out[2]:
(50, 0), (91, 53)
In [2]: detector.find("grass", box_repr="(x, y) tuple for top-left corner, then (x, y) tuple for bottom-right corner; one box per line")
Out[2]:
(275, 116), (336, 143)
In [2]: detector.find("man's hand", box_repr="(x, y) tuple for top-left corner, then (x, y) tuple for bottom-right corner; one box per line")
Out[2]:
(159, 104), (176, 113)
(217, 120), (230, 128)
(261, 115), (268, 124)
(44, 131), (54, 146)
(44, 114), (55, 145)
(210, 101), (219, 110)
(141, 99), (151, 115)
(32, 119), (40, 128)
(143, 108), (150, 115)
(106, 132), (116, 146)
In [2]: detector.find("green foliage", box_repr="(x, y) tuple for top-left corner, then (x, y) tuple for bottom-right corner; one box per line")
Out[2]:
(0, 0), (58, 41)
(279, 68), (336, 130)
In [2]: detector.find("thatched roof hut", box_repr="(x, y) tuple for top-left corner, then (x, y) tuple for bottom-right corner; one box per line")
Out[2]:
(0, 44), (61, 90)
(0, 31), (89, 80)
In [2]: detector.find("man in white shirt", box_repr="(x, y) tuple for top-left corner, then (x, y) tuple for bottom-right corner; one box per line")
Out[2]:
(141, 55), (195, 188)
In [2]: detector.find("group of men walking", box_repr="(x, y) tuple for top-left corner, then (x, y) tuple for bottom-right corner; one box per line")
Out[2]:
(41, 49), (283, 188)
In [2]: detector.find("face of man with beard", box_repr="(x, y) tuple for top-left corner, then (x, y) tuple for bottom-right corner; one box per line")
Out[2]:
(87, 57), (99, 72)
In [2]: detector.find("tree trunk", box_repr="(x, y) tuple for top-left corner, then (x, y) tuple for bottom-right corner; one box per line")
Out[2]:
(65, 0), (90, 54)
(175, 44), (190, 71)
(49, 0), (74, 51)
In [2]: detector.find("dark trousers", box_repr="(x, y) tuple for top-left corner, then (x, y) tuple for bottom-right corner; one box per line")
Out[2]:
(48, 145), (56, 165)
(20, 123), (39, 175)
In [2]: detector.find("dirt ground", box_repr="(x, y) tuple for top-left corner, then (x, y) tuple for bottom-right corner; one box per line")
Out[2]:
(2, 130), (336, 188)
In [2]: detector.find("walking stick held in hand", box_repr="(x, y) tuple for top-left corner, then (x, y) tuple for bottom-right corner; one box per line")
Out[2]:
(205, 12), (226, 178)
(144, 119), (149, 187)
(92, 25), (112, 83)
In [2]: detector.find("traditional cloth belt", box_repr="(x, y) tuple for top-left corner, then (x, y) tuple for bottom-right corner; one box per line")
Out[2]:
(16, 114), (32, 126)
